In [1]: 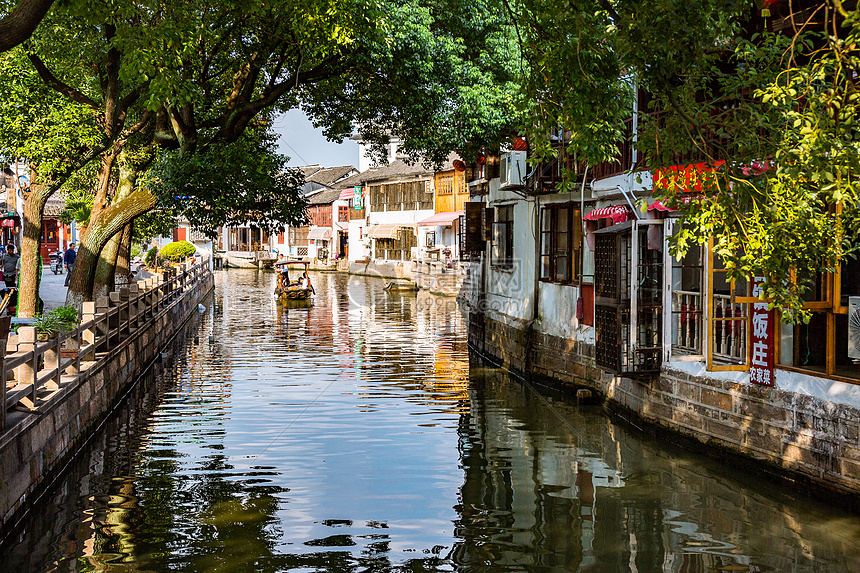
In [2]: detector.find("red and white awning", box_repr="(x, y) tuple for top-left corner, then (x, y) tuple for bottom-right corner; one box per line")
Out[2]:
(583, 205), (632, 224)
(339, 188), (355, 200)
(648, 200), (674, 212)
(417, 211), (464, 227)
(308, 227), (332, 241)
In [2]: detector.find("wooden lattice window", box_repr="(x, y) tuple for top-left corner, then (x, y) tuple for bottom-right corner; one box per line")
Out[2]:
(491, 205), (514, 269)
(540, 203), (582, 284)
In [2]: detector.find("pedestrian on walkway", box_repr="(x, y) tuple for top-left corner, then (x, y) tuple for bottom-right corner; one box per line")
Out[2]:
(1, 244), (19, 288)
(63, 242), (76, 287)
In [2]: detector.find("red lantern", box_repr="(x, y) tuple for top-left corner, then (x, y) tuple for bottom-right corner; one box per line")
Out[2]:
(453, 159), (466, 172)
(476, 152), (486, 165)
(513, 136), (528, 151)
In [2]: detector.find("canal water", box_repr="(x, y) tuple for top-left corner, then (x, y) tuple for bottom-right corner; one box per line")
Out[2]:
(2, 269), (860, 572)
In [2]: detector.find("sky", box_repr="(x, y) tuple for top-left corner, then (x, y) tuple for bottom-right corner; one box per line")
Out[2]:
(273, 109), (360, 169)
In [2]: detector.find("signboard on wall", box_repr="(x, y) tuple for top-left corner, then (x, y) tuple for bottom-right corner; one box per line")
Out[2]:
(353, 186), (363, 209)
(750, 276), (775, 386)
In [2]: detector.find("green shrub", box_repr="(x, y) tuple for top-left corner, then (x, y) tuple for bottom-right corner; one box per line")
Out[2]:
(145, 246), (158, 268)
(159, 240), (195, 262)
(35, 306), (79, 336)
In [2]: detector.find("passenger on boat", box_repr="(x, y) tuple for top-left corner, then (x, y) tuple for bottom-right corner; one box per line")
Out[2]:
(300, 273), (310, 290)
(278, 268), (290, 288)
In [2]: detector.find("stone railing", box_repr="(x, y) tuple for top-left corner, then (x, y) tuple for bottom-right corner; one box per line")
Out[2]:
(1, 260), (210, 431)
(1, 259), (213, 531)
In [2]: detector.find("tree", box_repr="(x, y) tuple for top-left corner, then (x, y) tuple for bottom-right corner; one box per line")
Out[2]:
(512, 0), (858, 320)
(3, 0), (520, 312)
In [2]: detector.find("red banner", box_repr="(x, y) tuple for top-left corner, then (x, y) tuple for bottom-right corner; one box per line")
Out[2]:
(652, 161), (725, 194)
(749, 276), (774, 386)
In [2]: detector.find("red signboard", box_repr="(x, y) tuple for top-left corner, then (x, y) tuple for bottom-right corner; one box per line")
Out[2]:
(652, 161), (725, 194)
(749, 276), (774, 386)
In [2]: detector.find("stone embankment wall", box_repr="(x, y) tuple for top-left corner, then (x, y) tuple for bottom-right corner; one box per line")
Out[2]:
(469, 311), (860, 504)
(0, 262), (214, 535)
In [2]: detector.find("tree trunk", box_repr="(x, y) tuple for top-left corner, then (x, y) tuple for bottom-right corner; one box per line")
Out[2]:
(0, 0), (56, 53)
(81, 152), (140, 302)
(18, 184), (52, 317)
(92, 231), (121, 298)
(65, 188), (157, 311)
(115, 221), (132, 277)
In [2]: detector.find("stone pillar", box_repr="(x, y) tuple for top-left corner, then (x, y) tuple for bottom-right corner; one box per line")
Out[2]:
(15, 326), (37, 410)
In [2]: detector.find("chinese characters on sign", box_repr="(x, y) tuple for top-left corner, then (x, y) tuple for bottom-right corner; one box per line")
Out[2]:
(353, 186), (363, 210)
(750, 277), (774, 386)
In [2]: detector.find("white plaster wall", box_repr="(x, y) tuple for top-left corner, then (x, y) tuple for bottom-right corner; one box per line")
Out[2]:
(348, 220), (369, 261)
(485, 196), (535, 322)
(666, 360), (860, 410)
(537, 282), (581, 340)
(368, 209), (434, 226)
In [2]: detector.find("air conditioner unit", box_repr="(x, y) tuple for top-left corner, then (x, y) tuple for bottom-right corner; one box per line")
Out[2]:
(849, 296), (860, 360)
(500, 151), (526, 189)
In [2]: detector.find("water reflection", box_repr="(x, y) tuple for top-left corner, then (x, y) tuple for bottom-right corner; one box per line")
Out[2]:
(1, 270), (859, 572)
(453, 368), (860, 572)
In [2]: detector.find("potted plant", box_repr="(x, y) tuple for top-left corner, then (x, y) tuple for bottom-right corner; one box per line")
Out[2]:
(35, 313), (61, 342)
(35, 306), (80, 346)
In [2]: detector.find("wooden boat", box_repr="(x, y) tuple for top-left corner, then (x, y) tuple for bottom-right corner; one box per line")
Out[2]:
(384, 278), (418, 292)
(274, 259), (314, 302)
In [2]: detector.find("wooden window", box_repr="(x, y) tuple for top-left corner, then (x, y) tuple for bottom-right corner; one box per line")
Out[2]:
(338, 205), (349, 222)
(438, 175), (454, 195)
(540, 203), (582, 284)
(491, 205), (514, 269)
(671, 229), (705, 357)
(776, 240), (860, 382)
(708, 241), (757, 371)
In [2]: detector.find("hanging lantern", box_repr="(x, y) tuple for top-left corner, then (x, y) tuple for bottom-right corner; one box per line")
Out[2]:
(476, 152), (486, 165)
(761, 0), (776, 17)
(512, 136), (528, 151)
(453, 159), (466, 172)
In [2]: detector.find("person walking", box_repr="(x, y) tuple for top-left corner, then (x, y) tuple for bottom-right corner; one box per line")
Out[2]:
(63, 242), (76, 287)
(1, 244), (19, 288)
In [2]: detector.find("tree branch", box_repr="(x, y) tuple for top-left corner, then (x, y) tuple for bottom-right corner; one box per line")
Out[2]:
(0, 0), (55, 53)
(27, 52), (100, 110)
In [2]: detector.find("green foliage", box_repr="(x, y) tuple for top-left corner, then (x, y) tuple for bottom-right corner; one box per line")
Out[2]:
(133, 210), (178, 245)
(146, 126), (307, 235)
(144, 246), (158, 268)
(158, 241), (195, 262)
(35, 305), (79, 335)
(57, 189), (94, 228)
(512, 0), (860, 320)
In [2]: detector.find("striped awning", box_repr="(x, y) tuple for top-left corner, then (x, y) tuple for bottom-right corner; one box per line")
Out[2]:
(648, 200), (675, 212)
(339, 188), (355, 200)
(367, 224), (401, 239)
(583, 205), (632, 224)
(308, 227), (332, 240)
(417, 211), (464, 227)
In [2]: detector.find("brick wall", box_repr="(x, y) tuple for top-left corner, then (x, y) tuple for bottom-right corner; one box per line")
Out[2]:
(470, 310), (860, 500)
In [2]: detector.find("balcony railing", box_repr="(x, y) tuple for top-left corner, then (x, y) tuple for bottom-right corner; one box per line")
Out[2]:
(672, 289), (703, 355)
(712, 294), (748, 364)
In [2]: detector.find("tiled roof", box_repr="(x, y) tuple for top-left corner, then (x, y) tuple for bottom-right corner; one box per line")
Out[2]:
(304, 165), (357, 187)
(44, 193), (66, 217)
(306, 187), (344, 205)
